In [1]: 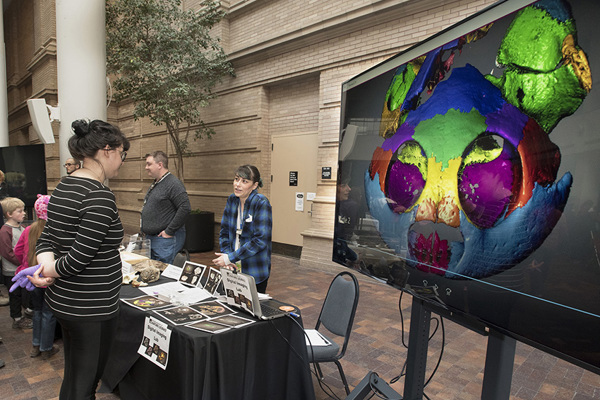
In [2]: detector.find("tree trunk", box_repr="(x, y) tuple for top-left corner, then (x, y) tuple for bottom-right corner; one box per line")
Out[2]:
(167, 128), (185, 183)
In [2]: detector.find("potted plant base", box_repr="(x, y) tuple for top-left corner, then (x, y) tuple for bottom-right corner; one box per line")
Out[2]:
(184, 210), (214, 253)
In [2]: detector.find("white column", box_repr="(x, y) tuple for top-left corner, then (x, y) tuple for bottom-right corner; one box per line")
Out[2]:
(55, 0), (107, 165)
(0, 5), (10, 148)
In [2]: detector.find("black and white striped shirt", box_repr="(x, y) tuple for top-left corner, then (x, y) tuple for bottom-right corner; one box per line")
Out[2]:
(36, 176), (123, 321)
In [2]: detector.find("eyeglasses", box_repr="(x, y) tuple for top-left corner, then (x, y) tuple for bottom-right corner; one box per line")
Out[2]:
(106, 147), (127, 162)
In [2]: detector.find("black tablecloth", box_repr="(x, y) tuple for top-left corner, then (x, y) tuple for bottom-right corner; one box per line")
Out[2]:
(101, 279), (315, 400)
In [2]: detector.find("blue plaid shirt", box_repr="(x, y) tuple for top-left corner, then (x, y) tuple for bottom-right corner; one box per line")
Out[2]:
(219, 190), (272, 284)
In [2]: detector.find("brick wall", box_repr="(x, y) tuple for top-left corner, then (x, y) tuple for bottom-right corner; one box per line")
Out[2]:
(4, 0), (497, 264)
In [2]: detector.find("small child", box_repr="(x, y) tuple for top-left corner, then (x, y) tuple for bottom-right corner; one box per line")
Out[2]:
(0, 197), (30, 329)
(14, 195), (58, 359)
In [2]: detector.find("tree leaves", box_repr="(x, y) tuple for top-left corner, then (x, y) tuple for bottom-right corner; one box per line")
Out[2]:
(106, 0), (234, 179)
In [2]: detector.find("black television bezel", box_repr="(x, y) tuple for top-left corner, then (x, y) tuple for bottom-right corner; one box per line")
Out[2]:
(336, 0), (600, 375)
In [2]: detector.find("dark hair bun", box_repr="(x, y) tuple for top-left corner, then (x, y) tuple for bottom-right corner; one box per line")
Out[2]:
(72, 119), (90, 137)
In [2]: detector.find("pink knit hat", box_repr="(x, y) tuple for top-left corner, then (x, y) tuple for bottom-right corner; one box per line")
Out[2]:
(34, 194), (50, 221)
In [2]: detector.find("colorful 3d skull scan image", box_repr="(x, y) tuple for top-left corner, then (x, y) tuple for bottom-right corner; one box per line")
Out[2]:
(365, 0), (592, 279)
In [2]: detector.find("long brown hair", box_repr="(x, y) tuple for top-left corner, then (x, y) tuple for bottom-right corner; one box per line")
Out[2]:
(27, 220), (46, 267)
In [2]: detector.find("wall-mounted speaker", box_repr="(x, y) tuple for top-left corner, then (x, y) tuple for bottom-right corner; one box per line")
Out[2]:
(27, 99), (56, 144)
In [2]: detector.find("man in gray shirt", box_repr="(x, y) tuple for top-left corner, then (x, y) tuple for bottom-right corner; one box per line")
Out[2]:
(141, 151), (191, 264)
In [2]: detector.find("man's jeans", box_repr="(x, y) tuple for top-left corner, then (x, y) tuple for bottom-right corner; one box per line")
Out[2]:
(148, 226), (186, 264)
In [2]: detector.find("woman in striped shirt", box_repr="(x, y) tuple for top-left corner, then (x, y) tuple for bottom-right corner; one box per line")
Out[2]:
(30, 119), (130, 399)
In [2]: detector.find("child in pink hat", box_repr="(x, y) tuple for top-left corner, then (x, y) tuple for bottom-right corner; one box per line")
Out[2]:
(14, 194), (58, 359)
(33, 195), (49, 222)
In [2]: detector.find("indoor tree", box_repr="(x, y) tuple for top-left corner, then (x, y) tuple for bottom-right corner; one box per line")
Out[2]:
(106, 0), (234, 180)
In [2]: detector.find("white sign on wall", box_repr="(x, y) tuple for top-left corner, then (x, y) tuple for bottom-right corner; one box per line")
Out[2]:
(295, 192), (304, 212)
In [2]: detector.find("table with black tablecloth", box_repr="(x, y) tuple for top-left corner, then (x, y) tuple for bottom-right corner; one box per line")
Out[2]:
(101, 278), (316, 400)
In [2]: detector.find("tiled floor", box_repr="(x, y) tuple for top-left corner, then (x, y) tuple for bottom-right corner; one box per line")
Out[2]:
(0, 252), (599, 399)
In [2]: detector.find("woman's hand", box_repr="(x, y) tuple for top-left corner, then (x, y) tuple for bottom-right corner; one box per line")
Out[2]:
(27, 265), (56, 288)
(212, 252), (227, 267)
(212, 253), (232, 268)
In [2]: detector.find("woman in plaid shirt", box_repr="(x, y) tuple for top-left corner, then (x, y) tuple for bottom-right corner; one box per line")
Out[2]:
(213, 165), (272, 293)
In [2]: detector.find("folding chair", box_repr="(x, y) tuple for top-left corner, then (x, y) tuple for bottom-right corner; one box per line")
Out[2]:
(172, 248), (190, 268)
(306, 271), (359, 395)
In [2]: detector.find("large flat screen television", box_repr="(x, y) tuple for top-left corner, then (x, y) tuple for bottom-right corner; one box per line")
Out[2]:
(0, 144), (48, 208)
(335, 0), (600, 373)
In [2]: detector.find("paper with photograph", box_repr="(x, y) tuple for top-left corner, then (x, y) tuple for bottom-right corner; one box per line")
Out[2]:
(210, 314), (255, 329)
(153, 305), (207, 325)
(222, 269), (256, 317)
(202, 267), (222, 295)
(122, 295), (172, 311)
(138, 317), (172, 370)
(189, 300), (235, 318)
(178, 261), (207, 287)
(187, 320), (231, 334)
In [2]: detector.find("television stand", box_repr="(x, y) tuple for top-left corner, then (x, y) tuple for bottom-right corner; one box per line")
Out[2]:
(403, 296), (516, 399)
(346, 371), (402, 400)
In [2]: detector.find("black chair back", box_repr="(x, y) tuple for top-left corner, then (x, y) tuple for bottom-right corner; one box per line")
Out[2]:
(310, 271), (360, 395)
(172, 248), (190, 268)
(315, 271), (359, 358)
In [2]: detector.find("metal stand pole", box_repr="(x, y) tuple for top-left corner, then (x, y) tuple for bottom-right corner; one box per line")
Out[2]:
(403, 297), (431, 400)
(481, 329), (516, 399)
(401, 295), (515, 400)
